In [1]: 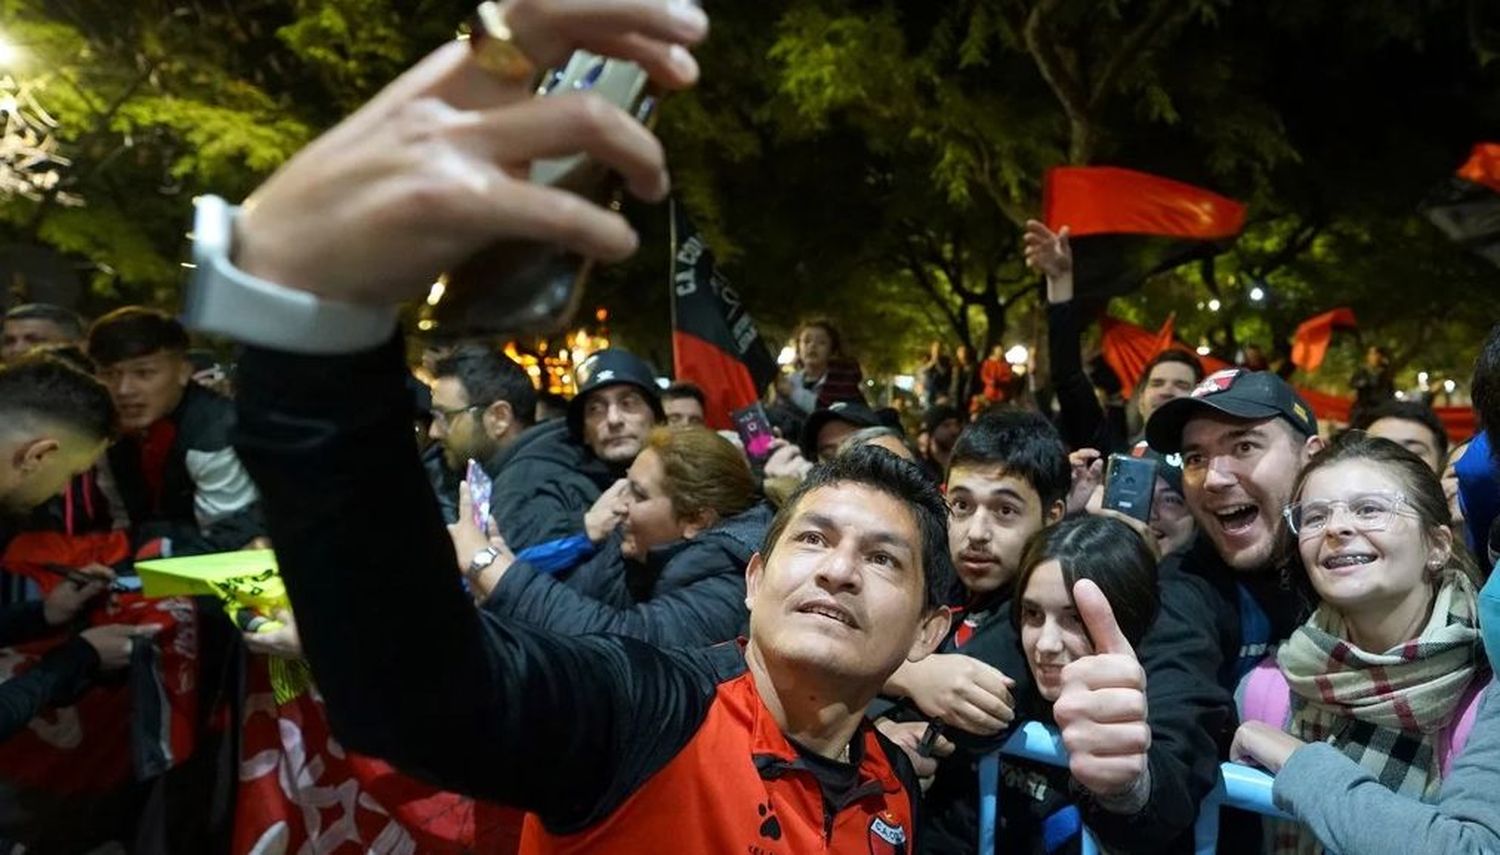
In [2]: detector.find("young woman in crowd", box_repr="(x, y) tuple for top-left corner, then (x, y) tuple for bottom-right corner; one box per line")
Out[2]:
(453, 426), (771, 647)
(1233, 432), (1500, 854)
(995, 515), (1161, 855)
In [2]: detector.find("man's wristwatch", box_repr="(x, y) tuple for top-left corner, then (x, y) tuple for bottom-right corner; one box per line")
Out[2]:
(181, 195), (399, 354)
(466, 545), (502, 583)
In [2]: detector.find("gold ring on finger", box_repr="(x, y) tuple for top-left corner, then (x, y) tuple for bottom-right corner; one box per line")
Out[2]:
(463, 2), (538, 84)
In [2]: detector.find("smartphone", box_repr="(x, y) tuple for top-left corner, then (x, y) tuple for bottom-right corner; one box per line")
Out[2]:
(466, 458), (494, 532)
(1102, 453), (1158, 523)
(731, 403), (776, 464)
(429, 31), (681, 335)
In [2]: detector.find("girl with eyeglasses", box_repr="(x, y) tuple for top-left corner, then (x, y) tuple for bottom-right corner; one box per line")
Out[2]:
(1231, 431), (1499, 854)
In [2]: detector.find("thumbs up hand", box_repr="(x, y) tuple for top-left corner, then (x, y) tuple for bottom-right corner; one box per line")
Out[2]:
(1053, 579), (1152, 798)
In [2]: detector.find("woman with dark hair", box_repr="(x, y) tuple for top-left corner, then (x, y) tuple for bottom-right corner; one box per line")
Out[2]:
(452, 427), (772, 648)
(992, 515), (1160, 854)
(774, 319), (865, 416)
(1233, 432), (1500, 854)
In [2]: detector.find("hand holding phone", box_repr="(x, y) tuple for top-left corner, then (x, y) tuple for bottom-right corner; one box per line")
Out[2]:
(732, 403), (776, 464)
(466, 459), (495, 533)
(1102, 454), (1158, 523)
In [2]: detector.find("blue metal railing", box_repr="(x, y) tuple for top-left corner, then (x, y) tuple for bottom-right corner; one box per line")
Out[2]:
(978, 721), (1293, 854)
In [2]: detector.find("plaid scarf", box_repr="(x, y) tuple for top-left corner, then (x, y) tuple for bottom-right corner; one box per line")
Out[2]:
(1269, 571), (1482, 855)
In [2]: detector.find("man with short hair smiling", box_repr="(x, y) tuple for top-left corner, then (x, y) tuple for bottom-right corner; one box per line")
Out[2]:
(1050, 368), (1321, 851)
(1, 304), (84, 363)
(489, 348), (663, 550)
(88, 307), (263, 556)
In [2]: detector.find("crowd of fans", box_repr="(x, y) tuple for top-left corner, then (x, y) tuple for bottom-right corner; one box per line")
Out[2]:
(0, 2), (1496, 853)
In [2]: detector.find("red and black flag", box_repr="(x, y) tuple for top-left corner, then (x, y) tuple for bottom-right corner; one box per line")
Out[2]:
(669, 202), (778, 430)
(1421, 143), (1500, 267)
(1042, 166), (1248, 298)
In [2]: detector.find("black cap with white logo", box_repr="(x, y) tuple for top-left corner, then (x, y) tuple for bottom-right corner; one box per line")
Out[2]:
(1145, 369), (1318, 455)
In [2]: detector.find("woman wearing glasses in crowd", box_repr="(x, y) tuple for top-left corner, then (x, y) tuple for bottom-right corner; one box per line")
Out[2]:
(1232, 432), (1500, 854)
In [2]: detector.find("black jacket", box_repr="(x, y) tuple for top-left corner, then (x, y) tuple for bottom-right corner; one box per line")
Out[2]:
(920, 565), (1234, 854)
(484, 503), (771, 648)
(105, 383), (264, 556)
(1048, 301), (1131, 454)
(230, 337), (922, 845)
(489, 419), (618, 551)
(0, 602), (98, 742)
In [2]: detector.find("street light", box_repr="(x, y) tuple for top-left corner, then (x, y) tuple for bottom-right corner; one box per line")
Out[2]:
(1196, 345), (1212, 356)
(1208, 298), (1222, 312)
(1004, 345), (1029, 366)
(1249, 286), (1265, 302)
(777, 345), (796, 366)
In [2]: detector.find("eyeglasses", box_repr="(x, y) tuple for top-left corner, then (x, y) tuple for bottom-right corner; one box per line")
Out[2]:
(431, 403), (486, 429)
(1282, 491), (1418, 537)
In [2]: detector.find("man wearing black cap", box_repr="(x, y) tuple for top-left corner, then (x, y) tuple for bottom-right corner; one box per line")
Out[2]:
(1049, 368), (1322, 853)
(800, 400), (884, 463)
(489, 349), (663, 551)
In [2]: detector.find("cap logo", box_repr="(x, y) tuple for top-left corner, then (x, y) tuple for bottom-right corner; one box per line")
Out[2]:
(1293, 402), (1309, 423)
(831, 402), (848, 411)
(1192, 368), (1241, 398)
(595, 369), (616, 382)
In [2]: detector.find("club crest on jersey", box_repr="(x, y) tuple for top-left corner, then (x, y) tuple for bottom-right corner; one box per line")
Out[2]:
(868, 813), (908, 855)
(1193, 369), (1241, 398)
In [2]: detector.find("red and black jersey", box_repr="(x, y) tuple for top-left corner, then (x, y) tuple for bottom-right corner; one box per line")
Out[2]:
(233, 336), (921, 855)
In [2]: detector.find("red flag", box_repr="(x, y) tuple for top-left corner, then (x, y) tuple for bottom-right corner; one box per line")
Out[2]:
(1457, 143), (1500, 194)
(1043, 167), (1247, 239)
(1041, 167), (1247, 298)
(669, 203), (778, 430)
(1422, 142), (1500, 268)
(1289, 307), (1358, 372)
(1099, 314), (1475, 441)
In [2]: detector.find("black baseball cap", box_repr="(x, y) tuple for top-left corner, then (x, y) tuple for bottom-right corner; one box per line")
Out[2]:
(1145, 369), (1318, 454)
(801, 401), (883, 459)
(566, 349), (665, 440)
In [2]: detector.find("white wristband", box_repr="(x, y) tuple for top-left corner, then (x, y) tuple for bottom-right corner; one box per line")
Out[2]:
(182, 196), (399, 355)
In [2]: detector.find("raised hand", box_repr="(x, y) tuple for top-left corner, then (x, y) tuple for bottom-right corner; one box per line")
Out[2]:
(1054, 579), (1151, 798)
(234, 0), (711, 306)
(1023, 220), (1074, 304)
(585, 478), (631, 543)
(1066, 448), (1104, 515)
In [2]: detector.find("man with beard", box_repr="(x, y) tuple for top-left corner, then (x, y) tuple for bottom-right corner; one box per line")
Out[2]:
(1051, 368), (1321, 852)
(425, 343), (536, 522)
(489, 348), (663, 550)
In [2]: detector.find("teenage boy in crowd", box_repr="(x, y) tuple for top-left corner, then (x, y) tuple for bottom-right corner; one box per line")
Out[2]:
(88, 308), (263, 556)
(893, 411), (1231, 852)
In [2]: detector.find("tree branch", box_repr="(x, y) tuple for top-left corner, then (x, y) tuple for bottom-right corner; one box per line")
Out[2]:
(1087, 0), (1196, 109)
(1021, 0), (1094, 162)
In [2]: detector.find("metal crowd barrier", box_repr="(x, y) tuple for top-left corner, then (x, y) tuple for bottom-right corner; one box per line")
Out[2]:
(977, 721), (1294, 854)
